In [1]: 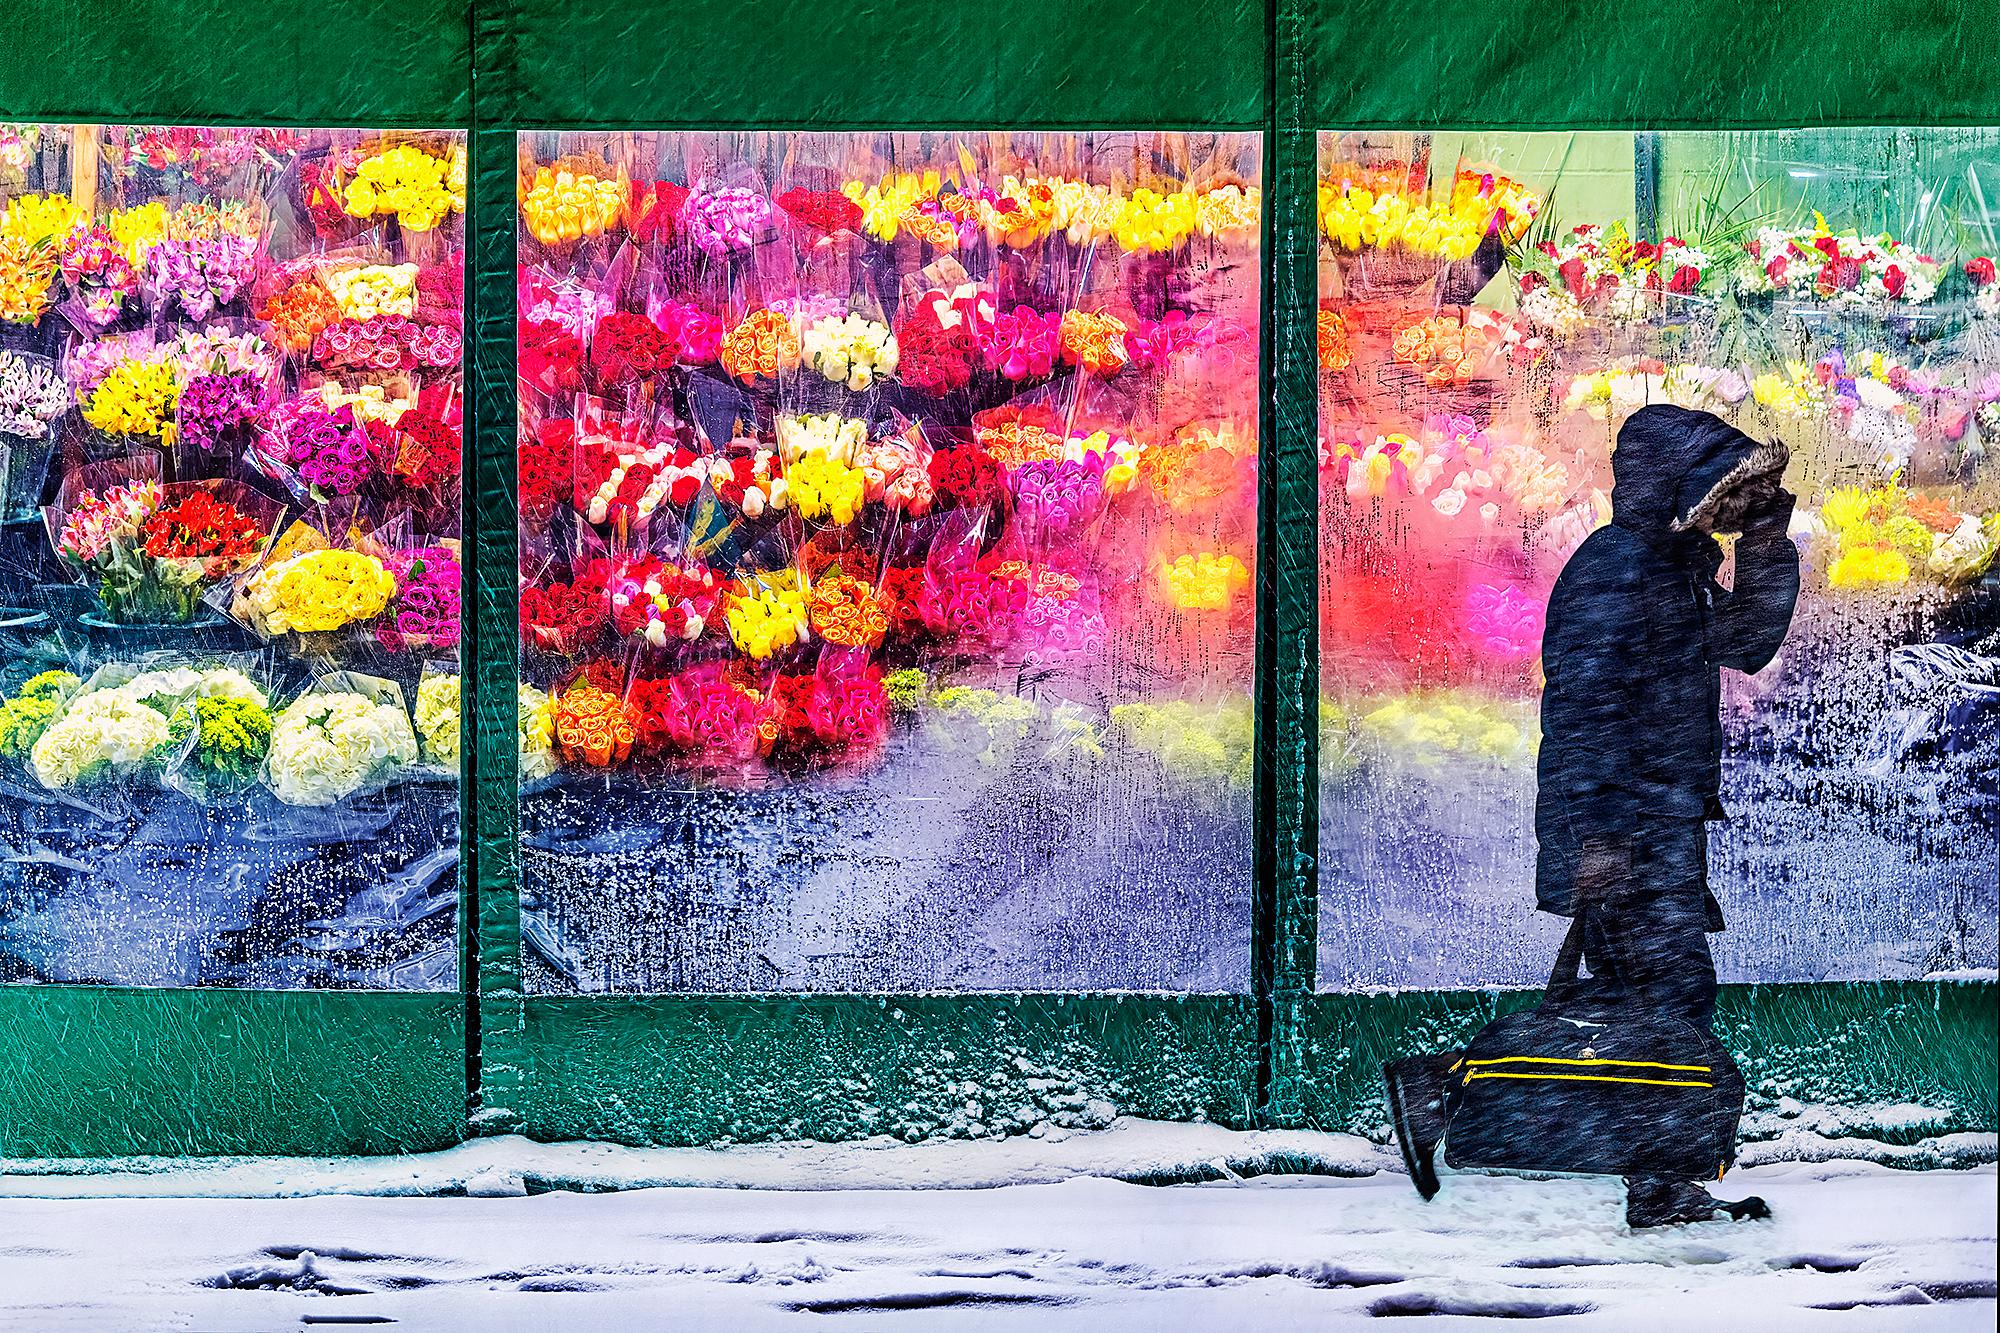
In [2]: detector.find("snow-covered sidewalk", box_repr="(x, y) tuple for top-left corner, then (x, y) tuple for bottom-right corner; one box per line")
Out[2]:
(1, 1127), (1992, 1330)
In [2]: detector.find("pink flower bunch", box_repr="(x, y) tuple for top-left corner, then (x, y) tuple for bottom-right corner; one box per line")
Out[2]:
(1011, 581), (1106, 667)
(1463, 581), (1545, 663)
(805, 670), (888, 752)
(58, 481), (159, 563)
(58, 227), (139, 327)
(853, 438), (934, 515)
(522, 278), (611, 337)
(649, 298), (723, 364)
(1123, 310), (1204, 371)
(659, 663), (766, 762)
(918, 554), (998, 640)
(144, 235), (259, 320)
(312, 316), (461, 372)
(683, 187), (772, 257)
(979, 306), (1061, 382)
(377, 545), (462, 650)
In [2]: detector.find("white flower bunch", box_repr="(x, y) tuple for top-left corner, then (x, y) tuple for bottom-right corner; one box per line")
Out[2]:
(28, 690), (175, 789)
(801, 314), (899, 391)
(266, 690), (418, 806)
(776, 412), (867, 464)
(0, 350), (70, 438)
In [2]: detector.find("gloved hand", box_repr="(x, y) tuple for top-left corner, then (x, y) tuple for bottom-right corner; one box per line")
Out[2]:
(1742, 482), (1796, 536)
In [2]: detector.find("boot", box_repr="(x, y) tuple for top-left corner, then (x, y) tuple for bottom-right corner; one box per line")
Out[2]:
(1382, 1053), (1460, 1201)
(1625, 1177), (1771, 1229)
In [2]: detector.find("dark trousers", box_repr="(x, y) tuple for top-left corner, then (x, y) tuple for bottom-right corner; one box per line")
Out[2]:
(1581, 819), (1722, 1189)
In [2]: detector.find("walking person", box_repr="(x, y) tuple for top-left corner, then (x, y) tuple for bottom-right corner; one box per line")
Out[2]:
(1386, 404), (1802, 1228)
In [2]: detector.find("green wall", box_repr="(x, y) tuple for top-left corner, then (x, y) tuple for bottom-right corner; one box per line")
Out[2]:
(0, 0), (1994, 1159)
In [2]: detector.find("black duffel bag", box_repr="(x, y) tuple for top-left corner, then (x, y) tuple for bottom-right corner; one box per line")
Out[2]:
(1442, 914), (1745, 1181)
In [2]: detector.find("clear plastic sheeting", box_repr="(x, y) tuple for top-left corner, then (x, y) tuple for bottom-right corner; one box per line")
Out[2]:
(0, 124), (465, 991)
(514, 131), (1262, 994)
(1315, 128), (2000, 990)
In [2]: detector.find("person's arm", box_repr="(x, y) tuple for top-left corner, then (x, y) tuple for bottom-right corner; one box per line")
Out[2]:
(1710, 489), (1801, 674)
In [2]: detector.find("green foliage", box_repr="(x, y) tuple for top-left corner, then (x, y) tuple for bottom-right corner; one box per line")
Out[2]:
(0, 670), (78, 759)
(183, 694), (274, 788)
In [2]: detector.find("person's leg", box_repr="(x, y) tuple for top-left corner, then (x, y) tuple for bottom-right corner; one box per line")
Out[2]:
(1588, 886), (1717, 1029)
(1591, 824), (1757, 1226)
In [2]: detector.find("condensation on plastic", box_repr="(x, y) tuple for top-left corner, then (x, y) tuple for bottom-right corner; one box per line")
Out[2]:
(509, 130), (1262, 995)
(1313, 128), (2000, 991)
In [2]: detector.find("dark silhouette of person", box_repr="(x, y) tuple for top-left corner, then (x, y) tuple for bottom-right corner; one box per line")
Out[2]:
(1387, 404), (1801, 1228)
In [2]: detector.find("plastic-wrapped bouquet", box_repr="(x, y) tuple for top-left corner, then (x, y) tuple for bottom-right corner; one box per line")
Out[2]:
(0, 670), (79, 761)
(26, 661), (266, 791)
(0, 349), (69, 438)
(1735, 218), (1943, 309)
(52, 472), (281, 623)
(237, 541), (398, 638)
(1514, 222), (1711, 332)
(264, 673), (420, 806)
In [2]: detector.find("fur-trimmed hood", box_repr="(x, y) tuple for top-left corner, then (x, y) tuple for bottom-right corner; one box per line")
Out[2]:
(1609, 405), (1784, 543)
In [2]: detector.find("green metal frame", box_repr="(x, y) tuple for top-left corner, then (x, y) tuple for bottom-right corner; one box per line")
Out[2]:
(0, 0), (1993, 1158)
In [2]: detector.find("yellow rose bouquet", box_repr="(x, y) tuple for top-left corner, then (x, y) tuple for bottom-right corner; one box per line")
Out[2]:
(232, 521), (398, 641)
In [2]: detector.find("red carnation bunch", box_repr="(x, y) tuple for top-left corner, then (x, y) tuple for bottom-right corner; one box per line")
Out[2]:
(927, 444), (1006, 512)
(775, 188), (863, 237)
(590, 310), (673, 387)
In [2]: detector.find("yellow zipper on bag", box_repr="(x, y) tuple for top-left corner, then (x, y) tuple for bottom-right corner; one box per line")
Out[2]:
(1466, 1056), (1711, 1074)
(1464, 1070), (1714, 1089)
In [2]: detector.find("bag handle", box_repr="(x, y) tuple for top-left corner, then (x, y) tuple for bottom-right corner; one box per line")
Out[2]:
(1540, 913), (1590, 1010)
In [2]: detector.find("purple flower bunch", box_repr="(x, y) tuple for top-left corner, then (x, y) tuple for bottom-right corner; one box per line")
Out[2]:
(378, 545), (462, 650)
(177, 370), (267, 452)
(683, 187), (772, 257)
(280, 400), (371, 496)
(145, 235), (260, 321)
(1009, 454), (1107, 545)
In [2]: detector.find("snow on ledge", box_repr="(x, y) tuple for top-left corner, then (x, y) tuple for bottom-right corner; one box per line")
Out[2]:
(4, 1116), (1991, 1201)
(0, 1119), (1394, 1200)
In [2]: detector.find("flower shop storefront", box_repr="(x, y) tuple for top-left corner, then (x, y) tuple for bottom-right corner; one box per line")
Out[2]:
(0, 2), (1992, 1157)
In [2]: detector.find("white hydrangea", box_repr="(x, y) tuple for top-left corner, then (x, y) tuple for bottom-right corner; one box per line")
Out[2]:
(266, 691), (418, 806)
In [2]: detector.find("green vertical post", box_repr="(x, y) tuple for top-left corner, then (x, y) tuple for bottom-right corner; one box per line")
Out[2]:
(1254, 0), (1320, 1126)
(468, 0), (525, 1133)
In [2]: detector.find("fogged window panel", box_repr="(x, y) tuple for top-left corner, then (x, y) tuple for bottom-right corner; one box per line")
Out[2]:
(0, 125), (465, 989)
(1316, 128), (1999, 990)
(514, 132), (1261, 994)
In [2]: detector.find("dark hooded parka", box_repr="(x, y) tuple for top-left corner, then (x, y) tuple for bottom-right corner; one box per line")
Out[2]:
(1536, 405), (1801, 925)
